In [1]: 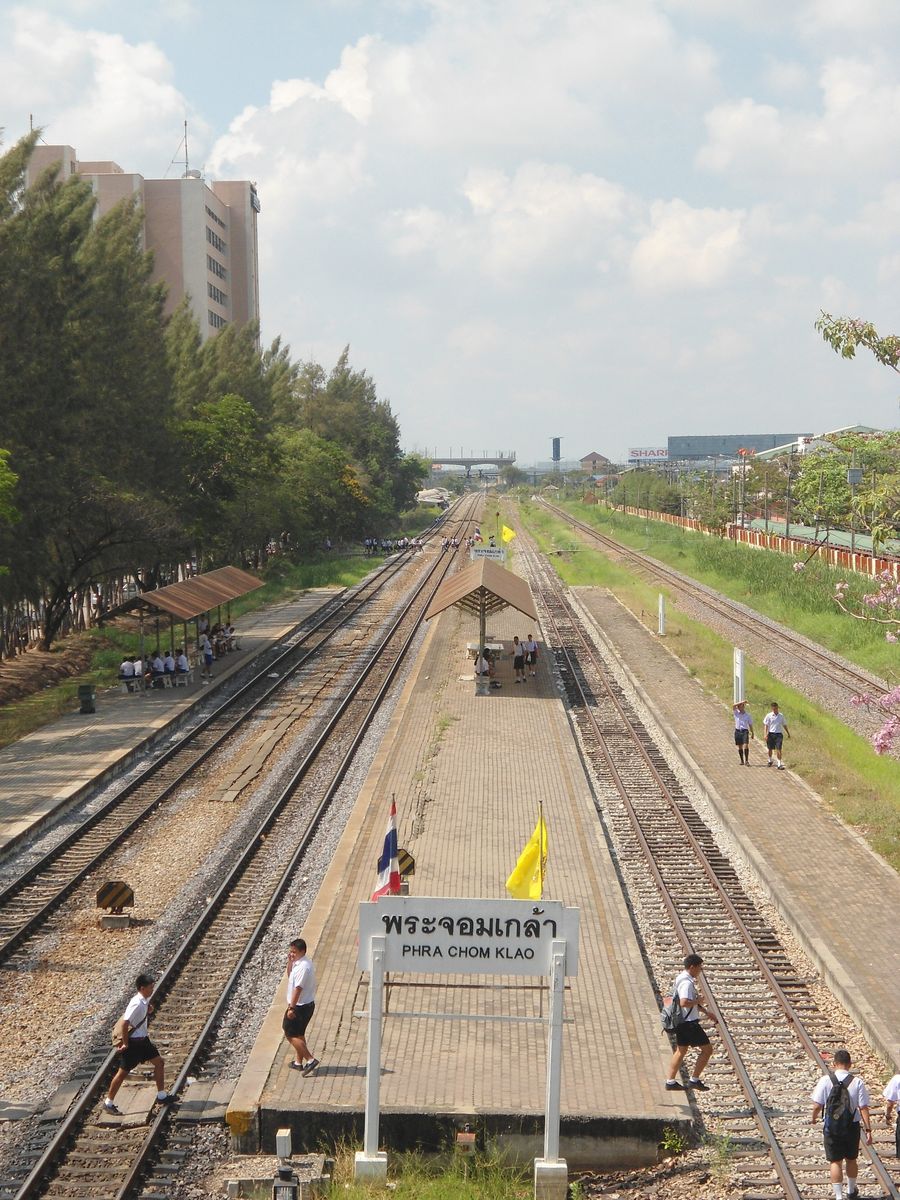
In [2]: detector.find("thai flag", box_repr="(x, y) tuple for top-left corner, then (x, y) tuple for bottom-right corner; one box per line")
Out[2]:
(474, 527), (483, 542)
(371, 798), (401, 900)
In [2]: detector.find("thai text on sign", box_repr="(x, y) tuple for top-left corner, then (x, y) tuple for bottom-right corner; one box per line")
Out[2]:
(358, 898), (579, 976)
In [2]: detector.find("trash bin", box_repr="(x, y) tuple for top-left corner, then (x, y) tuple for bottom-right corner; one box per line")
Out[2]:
(78, 683), (96, 715)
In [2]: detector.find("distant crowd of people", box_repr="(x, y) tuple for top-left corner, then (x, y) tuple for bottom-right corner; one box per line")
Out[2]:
(363, 536), (424, 556)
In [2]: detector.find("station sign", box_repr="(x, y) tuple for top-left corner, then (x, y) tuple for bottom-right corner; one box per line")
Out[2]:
(628, 447), (668, 463)
(358, 897), (580, 976)
(471, 547), (505, 562)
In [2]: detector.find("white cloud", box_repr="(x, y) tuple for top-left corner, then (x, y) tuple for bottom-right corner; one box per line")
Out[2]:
(630, 199), (748, 291)
(0, 7), (208, 171)
(698, 56), (900, 186)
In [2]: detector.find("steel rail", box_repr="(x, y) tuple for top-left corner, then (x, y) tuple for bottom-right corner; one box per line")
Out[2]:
(538, 499), (888, 700)
(12, 495), (481, 1200)
(524, 541), (900, 1200)
(523, 546), (804, 1200)
(0, 504), (465, 964)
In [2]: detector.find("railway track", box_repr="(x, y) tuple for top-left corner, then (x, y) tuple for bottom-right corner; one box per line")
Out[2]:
(0, 505), (477, 967)
(1, 497), (481, 1200)
(536, 498), (889, 704)
(520, 538), (900, 1200)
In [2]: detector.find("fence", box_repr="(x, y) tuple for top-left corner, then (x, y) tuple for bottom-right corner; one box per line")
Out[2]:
(615, 506), (900, 580)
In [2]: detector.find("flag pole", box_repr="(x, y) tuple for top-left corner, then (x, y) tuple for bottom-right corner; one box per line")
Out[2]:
(539, 801), (544, 898)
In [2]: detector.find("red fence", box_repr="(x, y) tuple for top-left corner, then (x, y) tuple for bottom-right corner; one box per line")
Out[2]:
(616, 506), (900, 580)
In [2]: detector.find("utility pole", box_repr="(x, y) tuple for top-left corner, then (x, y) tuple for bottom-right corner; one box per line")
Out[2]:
(785, 448), (794, 540)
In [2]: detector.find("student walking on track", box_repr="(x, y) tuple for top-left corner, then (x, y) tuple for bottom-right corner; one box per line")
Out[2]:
(665, 953), (718, 1091)
(810, 1049), (872, 1200)
(104, 974), (173, 1113)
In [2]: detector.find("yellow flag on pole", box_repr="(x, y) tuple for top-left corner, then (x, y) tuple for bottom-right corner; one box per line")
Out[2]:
(505, 815), (548, 899)
(501, 524), (517, 543)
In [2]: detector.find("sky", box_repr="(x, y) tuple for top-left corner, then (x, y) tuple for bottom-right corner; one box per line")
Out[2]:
(3, 0), (900, 464)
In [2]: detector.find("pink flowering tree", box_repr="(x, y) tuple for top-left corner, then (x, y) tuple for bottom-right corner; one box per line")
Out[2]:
(832, 575), (900, 752)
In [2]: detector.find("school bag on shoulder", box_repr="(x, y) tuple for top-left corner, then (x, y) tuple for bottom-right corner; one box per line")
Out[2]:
(823, 1071), (857, 1137)
(660, 989), (686, 1033)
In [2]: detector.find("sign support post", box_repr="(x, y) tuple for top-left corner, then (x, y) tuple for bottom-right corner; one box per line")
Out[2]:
(534, 939), (568, 1196)
(355, 936), (388, 1180)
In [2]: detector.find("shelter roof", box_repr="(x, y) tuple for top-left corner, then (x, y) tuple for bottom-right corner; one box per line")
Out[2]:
(424, 558), (538, 623)
(135, 566), (263, 621)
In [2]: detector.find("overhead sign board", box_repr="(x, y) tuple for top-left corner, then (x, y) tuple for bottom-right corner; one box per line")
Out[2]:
(358, 897), (580, 976)
(628, 447), (668, 463)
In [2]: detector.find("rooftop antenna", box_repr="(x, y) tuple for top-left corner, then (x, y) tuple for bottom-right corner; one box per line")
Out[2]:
(184, 118), (189, 175)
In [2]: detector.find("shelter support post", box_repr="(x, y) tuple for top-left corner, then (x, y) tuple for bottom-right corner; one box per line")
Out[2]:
(476, 593), (489, 696)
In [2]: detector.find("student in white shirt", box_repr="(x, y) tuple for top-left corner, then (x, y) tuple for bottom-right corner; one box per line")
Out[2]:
(104, 974), (173, 1113)
(810, 1049), (872, 1200)
(282, 938), (319, 1076)
(763, 701), (791, 769)
(884, 1072), (900, 1157)
(665, 953), (718, 1092)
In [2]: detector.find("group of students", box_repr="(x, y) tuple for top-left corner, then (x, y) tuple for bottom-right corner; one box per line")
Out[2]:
(665, 953), (900, 1198)
(118, 649), (190, 690)
(732, 698), (791, 768)
(472, 635), (539, 684)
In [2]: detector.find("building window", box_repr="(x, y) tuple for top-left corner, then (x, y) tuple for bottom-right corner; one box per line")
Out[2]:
(207, 254), (227, 280)
(208, 309), (228, 330)
(208, 282), (228, 307)
(206, 226), (227, 253)
(205, 204), (227, 229)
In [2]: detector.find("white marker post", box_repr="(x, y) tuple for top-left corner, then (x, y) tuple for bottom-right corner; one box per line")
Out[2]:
(733, 648), (745, 704)
(657, 594), (666, 637)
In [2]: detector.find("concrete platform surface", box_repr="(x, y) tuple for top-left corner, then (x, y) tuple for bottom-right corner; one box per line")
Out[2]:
(229, 601), (687, 1167)
(0, 589), (341, 855)
(572, 586), (900, 1072)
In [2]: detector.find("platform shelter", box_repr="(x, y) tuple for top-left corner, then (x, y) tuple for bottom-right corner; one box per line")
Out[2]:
(424, 558), (538, 694)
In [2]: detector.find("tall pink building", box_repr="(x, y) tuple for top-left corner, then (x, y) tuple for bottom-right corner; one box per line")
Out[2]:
(26, 145), (260, 342)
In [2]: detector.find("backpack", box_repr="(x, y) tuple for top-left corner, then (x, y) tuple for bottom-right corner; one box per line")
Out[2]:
(660, 993), (686, 1033)
(823, 1071), (857, 1137)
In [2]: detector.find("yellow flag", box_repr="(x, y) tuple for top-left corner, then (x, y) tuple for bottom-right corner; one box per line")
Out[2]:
(505, 816), (548, 899)
(501, 524), (516, 543)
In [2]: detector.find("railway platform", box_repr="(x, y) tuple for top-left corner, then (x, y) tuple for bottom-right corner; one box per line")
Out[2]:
(227, 602), (689, 1168)
(570, 587), (900, 1074)
(0, 588), (342, 856)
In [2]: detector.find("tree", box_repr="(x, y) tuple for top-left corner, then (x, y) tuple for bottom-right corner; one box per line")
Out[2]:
(0, 133), (182, 646)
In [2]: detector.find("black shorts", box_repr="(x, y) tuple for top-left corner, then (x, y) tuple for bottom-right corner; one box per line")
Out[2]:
(282, 1001), (315, 1037)
(514, 656), (524, 670)
(675, 1020), (710, 1048)
(766, 732), (783, 751)
(824, 1123), (861, 1162)
(734, 729), (749, 746)
(118, 1037), (160, 1071)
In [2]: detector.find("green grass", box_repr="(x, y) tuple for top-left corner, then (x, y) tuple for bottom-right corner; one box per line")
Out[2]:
(548, 500), (900, 682)
(0, 552), (381, 752)
(331, 1146), (531, 1199)
(521, 501), (900, 872)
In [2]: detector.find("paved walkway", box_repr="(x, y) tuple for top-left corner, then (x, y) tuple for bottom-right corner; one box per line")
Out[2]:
(0, 589), (341, 855)
(572, 587), (900, 1072)
(229, 601), (686, 1166)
